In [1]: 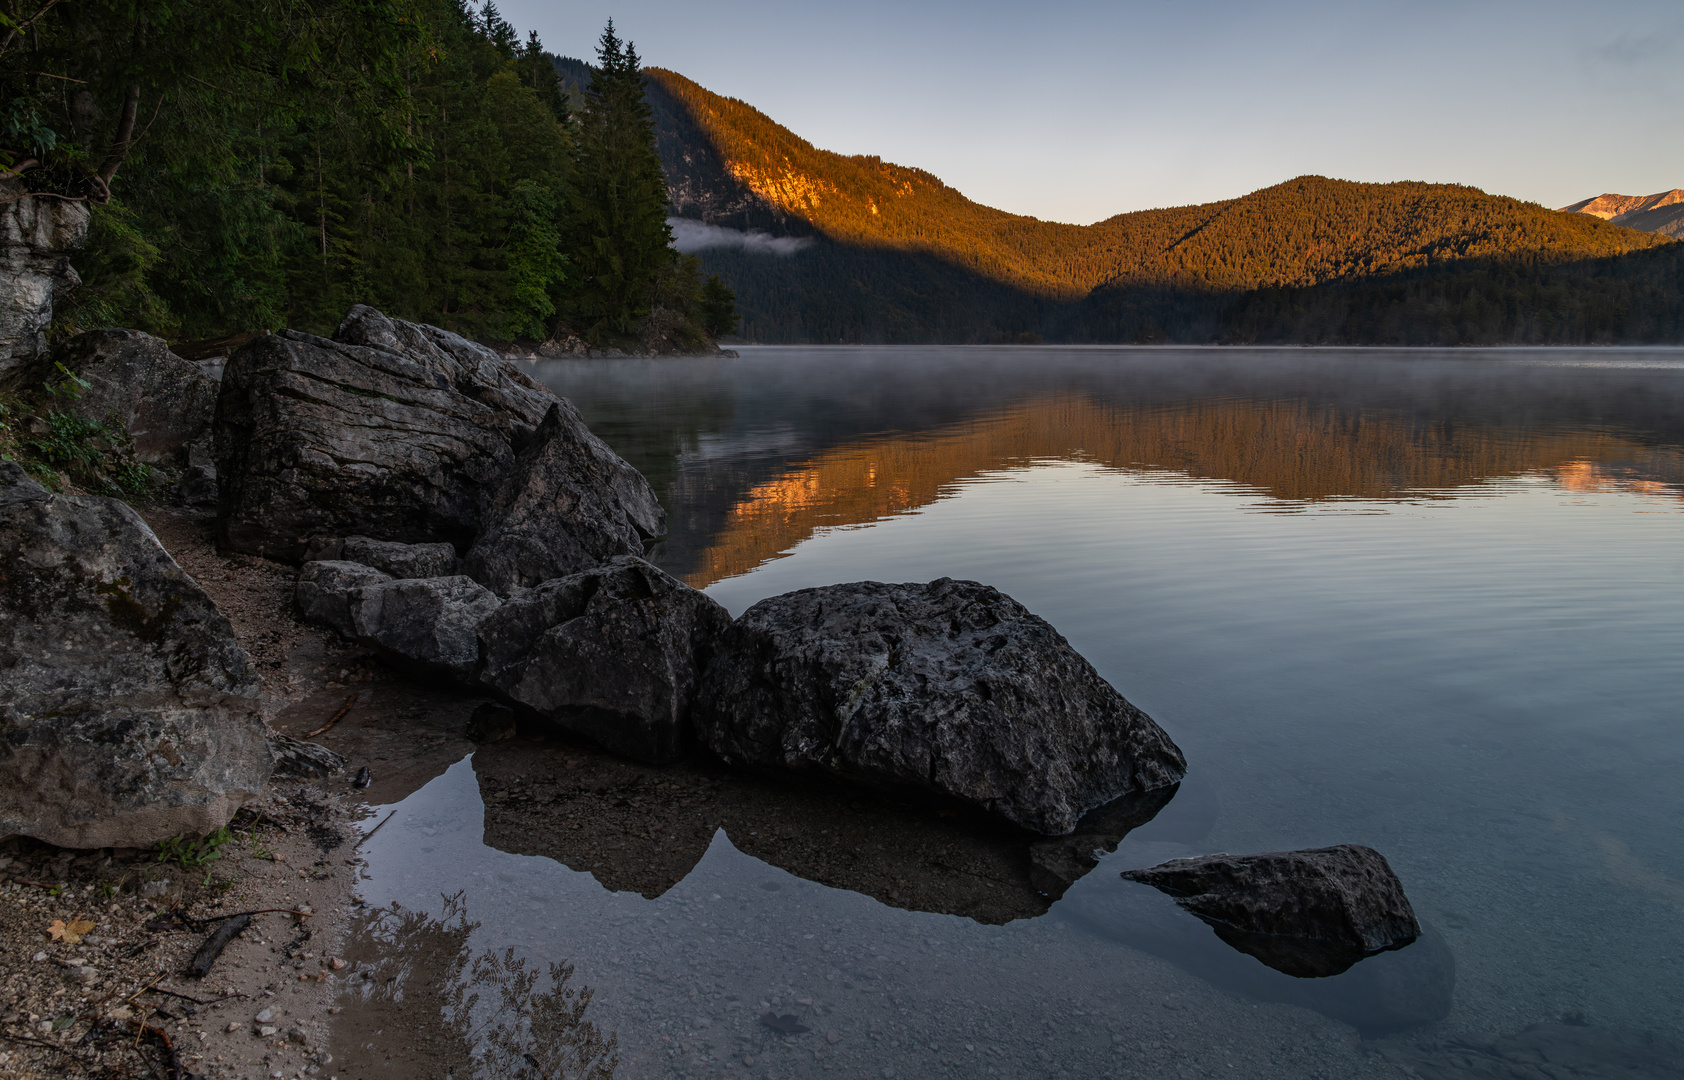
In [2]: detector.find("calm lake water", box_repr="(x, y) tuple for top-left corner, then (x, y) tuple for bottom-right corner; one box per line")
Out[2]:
(352, 347), (1684, 1079)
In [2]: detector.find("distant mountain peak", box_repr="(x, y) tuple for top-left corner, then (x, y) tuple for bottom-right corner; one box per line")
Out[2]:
(1560, 190), (1684, 238)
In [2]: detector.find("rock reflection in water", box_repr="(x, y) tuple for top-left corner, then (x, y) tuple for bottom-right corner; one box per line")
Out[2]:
(474, 737), (1174, 924)
(331, 893), (617, 1080)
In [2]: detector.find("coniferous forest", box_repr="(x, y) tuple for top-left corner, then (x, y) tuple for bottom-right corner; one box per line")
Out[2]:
(2, 0), (733, 349)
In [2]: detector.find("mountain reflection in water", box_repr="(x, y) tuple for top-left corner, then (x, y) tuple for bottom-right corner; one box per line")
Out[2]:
(535, 347), (1684, 589)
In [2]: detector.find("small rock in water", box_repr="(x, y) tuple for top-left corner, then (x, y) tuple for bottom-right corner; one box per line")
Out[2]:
(353, 766), (371, 789)
(1120, 844), (1420, 978)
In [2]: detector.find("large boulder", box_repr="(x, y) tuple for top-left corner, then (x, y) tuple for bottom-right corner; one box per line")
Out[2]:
(1119, 844), (1421, 978)
(213, 305), (560, 561)
(0, 462), (271, 848)
(346, 575), (502, 687)
(14, 329), (218, 465)
(477, 557), (731, 763)
(690, 578), (1187, 835)
(0, 180), (89, 377)
(462, 403), (666, 595)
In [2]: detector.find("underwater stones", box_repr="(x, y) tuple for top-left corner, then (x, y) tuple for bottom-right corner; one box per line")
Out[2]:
(347, 576), (502, 687)
(477, 557), (730, 763)
(461, 403), (666, 596)
(1119, 844), (1421, 978)
(213, 306), (561, 562)
(0, 462), (271, 848)
(690, 577), (1187, 835)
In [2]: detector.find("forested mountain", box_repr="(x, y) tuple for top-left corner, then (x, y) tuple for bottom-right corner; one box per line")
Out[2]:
(643, 69), (1683, 344)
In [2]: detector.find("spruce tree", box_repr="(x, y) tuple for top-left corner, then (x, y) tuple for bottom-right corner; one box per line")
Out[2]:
(566, 20), (674, 343)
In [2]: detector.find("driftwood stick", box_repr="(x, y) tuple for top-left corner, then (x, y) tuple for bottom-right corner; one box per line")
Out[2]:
(185, 914), (249, 978)
(359, 810), (397, 845)
(304, 693), (357, 739)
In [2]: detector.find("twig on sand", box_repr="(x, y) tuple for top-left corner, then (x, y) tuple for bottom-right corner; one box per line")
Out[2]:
(185, 914), (250, 978)
(360, 810), (397, 844)
(304, 693), (358, 739)
(0, 1029), (95, 1064)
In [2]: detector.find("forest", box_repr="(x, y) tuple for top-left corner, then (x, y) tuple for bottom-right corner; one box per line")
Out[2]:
(1, 0), (733, 350)
(643, 69), (1683, 344)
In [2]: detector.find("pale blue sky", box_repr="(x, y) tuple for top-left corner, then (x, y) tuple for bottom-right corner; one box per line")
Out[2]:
(498, 0), (1684, 225)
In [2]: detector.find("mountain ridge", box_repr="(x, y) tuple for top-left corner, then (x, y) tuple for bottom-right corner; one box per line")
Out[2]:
(1560, 190), (1684, 240)
(626, 65), (1681, 344)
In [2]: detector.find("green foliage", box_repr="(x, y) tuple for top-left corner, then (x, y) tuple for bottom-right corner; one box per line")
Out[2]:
(566, 21), (676, 344)
(51, 200), (173, 338)
(700, 273), (739, 338)
(27, 410), (106, 469)
(156, 827), (231, 869)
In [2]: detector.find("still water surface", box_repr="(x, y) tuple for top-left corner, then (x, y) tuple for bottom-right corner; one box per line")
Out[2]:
(353, 347), (1684, 1078)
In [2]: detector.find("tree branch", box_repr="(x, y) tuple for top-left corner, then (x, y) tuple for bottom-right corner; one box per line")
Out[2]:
(97, 82), (140, 185)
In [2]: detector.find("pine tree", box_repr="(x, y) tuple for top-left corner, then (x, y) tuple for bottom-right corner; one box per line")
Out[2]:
(566, 20), (674, 343)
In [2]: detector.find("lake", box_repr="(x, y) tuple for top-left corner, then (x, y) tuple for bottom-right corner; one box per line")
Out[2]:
(350, 346), (1684, 1079)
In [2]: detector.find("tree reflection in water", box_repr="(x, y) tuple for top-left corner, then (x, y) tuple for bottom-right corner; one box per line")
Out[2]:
(334, 893), (617, 1080)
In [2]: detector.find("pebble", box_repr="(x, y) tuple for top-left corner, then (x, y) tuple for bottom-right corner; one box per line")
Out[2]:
(256, 1008), (276, 1023)
(258, 1025), (278, 1037)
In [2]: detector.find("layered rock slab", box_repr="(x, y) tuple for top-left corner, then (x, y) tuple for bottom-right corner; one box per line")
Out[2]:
(690, 577), (1186, 835)
(478, 557), (730, 763)
(1119, 844), (1421, 977)
(304, 535), (458, 580)
(462, 403), (666, 595)
(348, 576), (502, 687)
(213, 305), (559, 561)
(0, 462), (271, 848)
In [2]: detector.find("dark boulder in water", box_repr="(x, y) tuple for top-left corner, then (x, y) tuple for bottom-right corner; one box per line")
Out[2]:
(691, 577), (1187, 836)
(477, 557), (729, 764)
(1058, 840), (1454, 1034)
(1119, 844), (1421, 978)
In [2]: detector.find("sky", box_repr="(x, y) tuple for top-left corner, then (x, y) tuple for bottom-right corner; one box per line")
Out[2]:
(497, 0), (1684, 226)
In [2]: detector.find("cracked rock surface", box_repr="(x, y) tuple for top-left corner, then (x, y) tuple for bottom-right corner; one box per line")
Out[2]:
(690, 577), (1186, 835)
(0, 463), (271, 848)
(213, 305), (558, 562)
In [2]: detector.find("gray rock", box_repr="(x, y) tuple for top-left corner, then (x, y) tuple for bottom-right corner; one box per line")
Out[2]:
(1119, 844), (1421, 978)
(304, 535), (458, 579)
(294, 560), (394, 640)
(0, 461), (271, 848)
(19, 329), (218, 464)
(268, 732), (346, 780)
(462, 403), (666, 595)
(214, 305), (560, 562)
(171, 441), (218, 507)
(1057, 841), (1454, 1034)
(0, 180), (89, 376)
(477, 557), (730, 763)
(348, 575), (502, 687)
(690, 577), (1186, 835)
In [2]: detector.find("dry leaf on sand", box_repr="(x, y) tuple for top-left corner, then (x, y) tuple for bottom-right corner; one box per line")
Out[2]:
(46, 918), (96, 944)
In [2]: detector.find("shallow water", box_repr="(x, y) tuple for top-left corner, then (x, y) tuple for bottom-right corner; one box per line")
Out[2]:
(350, 347), (1684, 1078)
